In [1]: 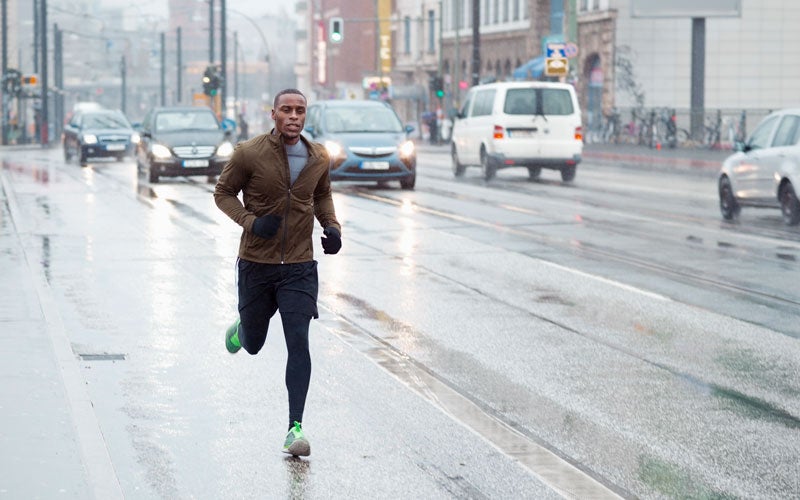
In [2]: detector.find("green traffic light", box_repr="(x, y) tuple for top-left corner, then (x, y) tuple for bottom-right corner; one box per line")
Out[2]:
(210, 89), (218, 96)
(436, 90), (444, 98)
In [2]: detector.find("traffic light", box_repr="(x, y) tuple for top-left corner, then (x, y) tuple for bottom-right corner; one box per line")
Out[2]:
(2, 69), (22, 96)
(202, 66), (220, 96)
(429, 75), (444, 98)
(329, 17), (344, 43)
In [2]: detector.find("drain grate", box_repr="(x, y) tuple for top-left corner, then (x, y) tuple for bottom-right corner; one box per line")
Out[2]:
(78, 353), (126, 361)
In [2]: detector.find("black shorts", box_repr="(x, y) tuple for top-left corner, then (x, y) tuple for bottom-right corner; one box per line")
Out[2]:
(237, 259), (319, 319)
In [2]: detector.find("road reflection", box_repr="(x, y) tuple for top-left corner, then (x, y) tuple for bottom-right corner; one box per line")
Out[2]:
(283, 456), (310, 499)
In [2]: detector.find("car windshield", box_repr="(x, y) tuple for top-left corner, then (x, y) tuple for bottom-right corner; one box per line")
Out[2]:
(323, 106), (403, 133)
(155, 111), (219, 132)
(82, 113), (130, 129)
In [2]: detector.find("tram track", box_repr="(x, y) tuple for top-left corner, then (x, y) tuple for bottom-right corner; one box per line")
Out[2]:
(340, 184), (800, 337)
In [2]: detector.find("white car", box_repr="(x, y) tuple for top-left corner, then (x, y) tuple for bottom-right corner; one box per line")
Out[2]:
(450, 81), (583, 182)
(718, 108), (800, 225)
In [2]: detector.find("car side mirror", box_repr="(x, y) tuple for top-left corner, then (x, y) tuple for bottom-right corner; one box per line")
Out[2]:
(304, 125), (316, 137)
(733, 140), (746, 152)
(405, 124), (415, 135)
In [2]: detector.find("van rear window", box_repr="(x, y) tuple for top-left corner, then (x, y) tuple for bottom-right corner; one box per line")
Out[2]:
(504, 88), (574, 116)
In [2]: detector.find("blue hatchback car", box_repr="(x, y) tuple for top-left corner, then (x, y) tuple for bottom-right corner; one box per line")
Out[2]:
(303, 100), (416, 190)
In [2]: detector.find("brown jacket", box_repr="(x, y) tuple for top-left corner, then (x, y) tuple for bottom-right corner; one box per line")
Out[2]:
(214, 133), (341, 264)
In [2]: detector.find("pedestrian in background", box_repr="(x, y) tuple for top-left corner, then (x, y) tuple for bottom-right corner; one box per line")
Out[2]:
(213, 88), (342, 457)
(237, 113), (249, 142)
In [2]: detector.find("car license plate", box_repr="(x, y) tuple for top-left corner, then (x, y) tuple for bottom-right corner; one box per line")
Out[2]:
(510, 130), (535, 138)
(183, 159), (209, 168)
(361, 161), (390, 170)
(106, 144), (126, 151)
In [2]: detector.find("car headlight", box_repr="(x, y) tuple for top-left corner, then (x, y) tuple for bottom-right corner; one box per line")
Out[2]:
(216, 141), (234, 158)
(151, 144), (172, 159)
(83, 134), (98, 145)
(131, 133), (141, 144)
(399, 140), (415, 159)
(324, 140), (344, 158)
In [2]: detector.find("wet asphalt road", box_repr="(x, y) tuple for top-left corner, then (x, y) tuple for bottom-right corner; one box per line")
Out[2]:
(1, 145), (799, 499)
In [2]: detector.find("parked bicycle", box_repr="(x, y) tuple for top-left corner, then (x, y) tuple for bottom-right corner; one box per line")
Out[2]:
(601, 107), (621, 144)
(661, 108), (690, 148)
(704, 109), (722, 149)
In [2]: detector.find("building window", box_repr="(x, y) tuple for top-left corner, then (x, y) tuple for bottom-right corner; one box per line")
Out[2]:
(580, 0), (588, 11)
(428, 10), (436, 53)
(493, 0), (499, 23)
(512, 0), (520, 20)
(522, 0), (529, 19)
(483, 0), (489, 25)
(503, 0), (509, 22)
(404, 16), (411, 54)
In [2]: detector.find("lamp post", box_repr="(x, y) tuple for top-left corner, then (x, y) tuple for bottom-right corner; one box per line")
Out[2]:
(227, 9), (272, 97)
(120, 55), (126, 114)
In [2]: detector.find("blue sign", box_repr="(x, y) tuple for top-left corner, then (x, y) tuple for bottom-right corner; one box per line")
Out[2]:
(546, 43), (567, 58)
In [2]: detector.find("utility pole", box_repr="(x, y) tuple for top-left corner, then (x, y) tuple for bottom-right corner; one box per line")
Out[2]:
(33, 1), (39, 73)
(470, 0), (480, 86)
(220, 0), (226, 114)
(120, 56), (126, 115)
(54, 23), (62, 141)
(209, 0), (215, 64)
(160, 32), (165, 106)
(39, 0), (48, 146)
(453, 0), (460, 111)
(1, 0), (6, 74)
(177, 27), (182, 104)
(233, 31), (238, 109)
(2, 0), (8, 145)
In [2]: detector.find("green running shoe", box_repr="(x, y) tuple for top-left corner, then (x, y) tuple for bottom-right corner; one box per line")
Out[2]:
(283, 421), (310, 457)
(225, 318), (241, 354)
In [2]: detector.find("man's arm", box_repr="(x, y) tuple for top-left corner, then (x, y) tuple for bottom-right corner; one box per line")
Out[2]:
(214, 146), (257, 231)
(313, 158), (341, 234)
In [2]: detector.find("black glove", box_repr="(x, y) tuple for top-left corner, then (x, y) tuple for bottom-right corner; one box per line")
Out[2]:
(251, 214), (282, 240)
(321, 226), (341, 254)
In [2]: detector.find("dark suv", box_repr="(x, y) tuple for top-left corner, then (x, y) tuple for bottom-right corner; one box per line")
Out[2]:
(135, 106), (234, 183)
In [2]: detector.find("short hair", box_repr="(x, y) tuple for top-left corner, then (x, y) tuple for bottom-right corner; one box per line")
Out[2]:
(273, 89), (306, 109)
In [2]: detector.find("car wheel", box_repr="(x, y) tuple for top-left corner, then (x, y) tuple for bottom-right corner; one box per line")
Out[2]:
(561, 165), (576, 182)
(527, 167), (541, 181)
(480, 148), (496, 181)
(149, 167), (159, 184)
(451, 144), (465, 177)
(719, 176), (740, 221)
(780, 182), (800, 226)
(400, 172), (416, 190)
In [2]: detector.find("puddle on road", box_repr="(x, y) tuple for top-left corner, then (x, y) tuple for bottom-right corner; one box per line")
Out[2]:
(318, 303), (623, 499)
(637, 455), (735, 499)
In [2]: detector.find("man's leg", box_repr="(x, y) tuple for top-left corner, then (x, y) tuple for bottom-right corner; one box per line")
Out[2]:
(236, 260), (279, 355)
(281, 312), (312, 427)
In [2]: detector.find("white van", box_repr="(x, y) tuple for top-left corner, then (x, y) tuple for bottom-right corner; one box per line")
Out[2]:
(450, 81), (583, 182)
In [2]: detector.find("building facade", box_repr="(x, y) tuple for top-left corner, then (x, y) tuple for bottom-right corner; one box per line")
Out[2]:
(301, 0), (800, 137)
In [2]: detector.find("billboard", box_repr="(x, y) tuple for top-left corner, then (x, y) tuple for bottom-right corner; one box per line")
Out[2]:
(631, 0), (741, 18)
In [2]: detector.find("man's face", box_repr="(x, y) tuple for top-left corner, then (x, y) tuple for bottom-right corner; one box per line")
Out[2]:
(271, 93), (306, 143)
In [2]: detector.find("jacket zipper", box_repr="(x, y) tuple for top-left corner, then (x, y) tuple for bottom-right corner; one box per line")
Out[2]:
(280, 187), (291, 264)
